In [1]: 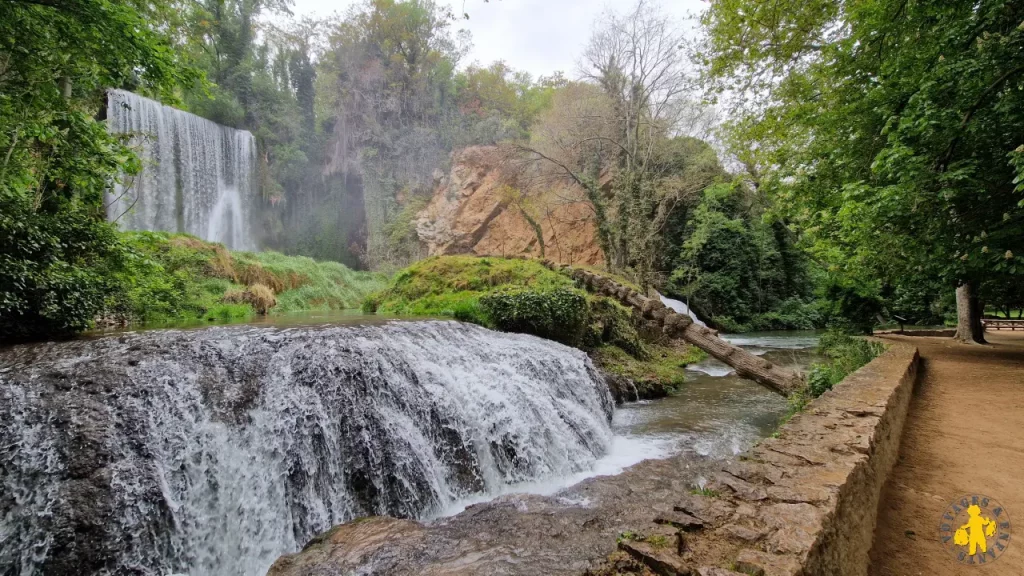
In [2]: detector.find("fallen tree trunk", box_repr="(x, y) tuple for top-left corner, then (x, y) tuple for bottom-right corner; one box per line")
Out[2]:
(544, 261), (804, 397)
(676, 322), (804, 396)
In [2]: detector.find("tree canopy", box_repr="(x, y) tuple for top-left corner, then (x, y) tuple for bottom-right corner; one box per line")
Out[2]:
(702, 0), (1024, 338)
(0, 0), (197, 340)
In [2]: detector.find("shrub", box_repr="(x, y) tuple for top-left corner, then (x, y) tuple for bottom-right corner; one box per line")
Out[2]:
(247, 283), (277, 314)
(713, 315), (750, 334)
(749, 298), (821, 331)
(806, 330), (884, 397)
(366, 256), (573, 319)
(479, 287), (588, 346)
(1, 198), (123, 341)
(585, 297), (648, 359)
(817, 276), (884, 334)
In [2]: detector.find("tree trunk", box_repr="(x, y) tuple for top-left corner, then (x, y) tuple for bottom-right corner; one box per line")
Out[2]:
(561, 264), (805, 397)
(518, 205), (545, 259)
(954, 282), (987, 344)
(679, 322), (804, 396)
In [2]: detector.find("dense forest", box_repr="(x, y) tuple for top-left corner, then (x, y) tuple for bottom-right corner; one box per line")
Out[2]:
(2, 0), (1023, 343)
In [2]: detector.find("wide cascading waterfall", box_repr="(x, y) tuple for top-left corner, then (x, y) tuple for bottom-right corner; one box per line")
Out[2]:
(0, 321), (613, 576)
(105, 89), (257, 250)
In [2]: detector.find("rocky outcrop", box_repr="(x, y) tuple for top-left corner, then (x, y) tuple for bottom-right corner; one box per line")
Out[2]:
(417, 146), (605, 265)
(589, 341), (920, 576)
(268, 517), (426, 575)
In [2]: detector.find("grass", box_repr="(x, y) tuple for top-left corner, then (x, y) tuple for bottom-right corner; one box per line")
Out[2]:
(689, 487), (721, 497)
(986, 309), (1024, 319)
(109, 231), (385, 325)
(772, 330), (884, 434)
(615, 530), (672, 549)
(240, 251), (386, 313)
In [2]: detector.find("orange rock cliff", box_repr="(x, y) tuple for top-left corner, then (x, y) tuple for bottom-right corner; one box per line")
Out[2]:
(416, 146), (605, 266)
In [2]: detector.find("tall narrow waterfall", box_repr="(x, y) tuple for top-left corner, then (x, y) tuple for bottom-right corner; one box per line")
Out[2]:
(105, 90), (257, 250)
(0, 321), (613, 576)
(659, 293), (707, 327)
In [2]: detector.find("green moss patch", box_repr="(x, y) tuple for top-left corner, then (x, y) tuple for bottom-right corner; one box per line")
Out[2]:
(366, 255), (708, 394)
(593, 343), (706, 392)
(363, 256), (588, 341)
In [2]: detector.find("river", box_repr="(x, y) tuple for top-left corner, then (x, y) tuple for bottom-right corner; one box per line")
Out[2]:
(1, 314), (819, 576)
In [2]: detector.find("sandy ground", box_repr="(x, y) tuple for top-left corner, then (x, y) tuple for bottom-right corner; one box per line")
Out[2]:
(870, 332), (1024, 575)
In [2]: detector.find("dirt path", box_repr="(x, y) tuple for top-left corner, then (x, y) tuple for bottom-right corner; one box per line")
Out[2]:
(870, 332), (1024, 575)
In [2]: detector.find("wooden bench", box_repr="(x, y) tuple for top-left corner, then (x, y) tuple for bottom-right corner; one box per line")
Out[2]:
(982, 319), (1024, 331)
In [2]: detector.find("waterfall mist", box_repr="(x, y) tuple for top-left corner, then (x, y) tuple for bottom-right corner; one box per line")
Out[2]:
(105, 90), (257, 250)
(0, 321), (613, 576)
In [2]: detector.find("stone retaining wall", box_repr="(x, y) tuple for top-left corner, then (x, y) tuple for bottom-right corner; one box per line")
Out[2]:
(603, 341), (920, 576)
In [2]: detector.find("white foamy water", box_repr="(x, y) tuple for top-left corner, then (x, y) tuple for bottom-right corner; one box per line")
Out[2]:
(431, 433), (674, 518)
(106, 89), (257, 249)
(0, 322), (613, 576)
(686, 357), (735, 377)
(658, 293), (706, 327)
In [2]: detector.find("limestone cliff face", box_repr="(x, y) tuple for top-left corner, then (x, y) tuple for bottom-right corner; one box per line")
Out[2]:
(416, 146), (605, 266)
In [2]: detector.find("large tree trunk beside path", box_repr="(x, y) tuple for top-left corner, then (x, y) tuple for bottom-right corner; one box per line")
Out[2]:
(954, 281), (987, 344)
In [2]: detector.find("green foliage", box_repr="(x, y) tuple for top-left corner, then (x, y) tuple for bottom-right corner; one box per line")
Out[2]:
(366, 256), (575, 312)
(774, 332), (884, 431)
(453, 62), (559, 145)
(0, 0), (197, 342)
(816, 275), (884, 335)
(805, 331), (885, 398)
(616, 531), (640, 544)
(237, 251), (387, 312)
(773, 390), (809, 433)
(0, 199), (122, 341)
(689, 487), (721, 498)
(367, 256), (707, 384)
(702, 0), (1024, 330)
(364, 256), (578, 332)
(981, 279), (1024, 320)
(105, 232), (384, 326)
(669, 183), (818, 331)
(479, 287), (588, 346)
(584, 297), (648, 359)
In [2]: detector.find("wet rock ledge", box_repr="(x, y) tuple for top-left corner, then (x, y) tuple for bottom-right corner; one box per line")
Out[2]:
(590, 341), (920, 576)
(266, 341), (918, 576)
